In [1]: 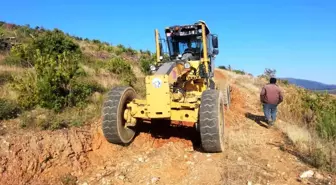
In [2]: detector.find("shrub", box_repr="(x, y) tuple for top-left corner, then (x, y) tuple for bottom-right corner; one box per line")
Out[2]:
(32, 29), (81, 57)
(11, 70), (38, 109)
(67, 78), (105, 108)
(2, 55), (26, 67)
(6, 44), (35, 67)
(233, 69), (245, 75)
(12, 50), (94, 111)
(218, 65), (227, 70)
(6, 29), (82, 67)
(0, 98), (21, 120)
(139, 56), (155, 75)
(106, 57), (136, 86)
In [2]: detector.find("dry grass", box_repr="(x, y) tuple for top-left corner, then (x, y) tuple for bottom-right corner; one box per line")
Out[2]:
(277, 121), (336, 171)
(0, 54), (6, 62)
(0, 84), (18, 101)
(0, 65), (25, 74)
(277, 122), (313, 151)
(92, 69), (119, 90)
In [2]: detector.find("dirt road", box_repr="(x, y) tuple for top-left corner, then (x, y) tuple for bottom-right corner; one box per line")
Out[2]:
(0, 69), (334, 185)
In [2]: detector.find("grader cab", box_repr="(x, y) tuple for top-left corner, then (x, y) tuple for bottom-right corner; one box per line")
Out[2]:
(102, 21), (230, 152)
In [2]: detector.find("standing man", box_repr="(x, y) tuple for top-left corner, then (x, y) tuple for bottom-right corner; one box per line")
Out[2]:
(260, 77), (284, 127)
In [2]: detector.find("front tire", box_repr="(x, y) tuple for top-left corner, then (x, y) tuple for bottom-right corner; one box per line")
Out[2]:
(102, 86), (137, 145)
(199, 89), (225, 153)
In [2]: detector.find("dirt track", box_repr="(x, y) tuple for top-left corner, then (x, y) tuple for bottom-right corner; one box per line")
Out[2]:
(0, 69), (335, 185)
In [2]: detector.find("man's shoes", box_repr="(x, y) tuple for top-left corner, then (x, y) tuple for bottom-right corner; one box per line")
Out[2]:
(267, 119), (274, 129)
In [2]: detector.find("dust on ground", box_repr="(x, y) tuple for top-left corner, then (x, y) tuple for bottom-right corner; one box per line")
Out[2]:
(0, 69), (334, 185)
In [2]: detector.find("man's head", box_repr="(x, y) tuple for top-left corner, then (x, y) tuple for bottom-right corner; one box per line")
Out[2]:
(270, 77), (277, 84)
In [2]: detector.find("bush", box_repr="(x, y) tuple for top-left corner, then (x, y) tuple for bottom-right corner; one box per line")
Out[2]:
(218, 65), (227, 70)
(6, 44), (35, 67)
(0, 99), (21, 120)
(233, 69), (245, 75)
(139, 56), (155, 75)
(11, 70), (38, 109)
(106, 57), (136, 86)
(6, 28), (82, 67)
(33, 29), (82, 57)
(12, 50), (94, 111)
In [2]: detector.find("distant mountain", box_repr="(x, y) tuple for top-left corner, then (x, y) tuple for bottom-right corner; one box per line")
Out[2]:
(282, 78), (336, 91)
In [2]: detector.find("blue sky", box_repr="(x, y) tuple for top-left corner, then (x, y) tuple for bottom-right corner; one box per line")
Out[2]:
(1, 0), (335, 84)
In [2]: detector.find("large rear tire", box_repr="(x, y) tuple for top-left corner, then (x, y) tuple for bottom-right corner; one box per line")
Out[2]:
(199, 89), (225, 153)
(102, 86), (137, 146)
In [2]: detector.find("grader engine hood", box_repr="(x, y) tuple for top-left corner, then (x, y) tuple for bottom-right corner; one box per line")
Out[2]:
(154, 61), (191, 84)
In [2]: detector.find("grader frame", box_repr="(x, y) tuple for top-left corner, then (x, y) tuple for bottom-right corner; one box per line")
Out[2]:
(102, 21), (230, 152)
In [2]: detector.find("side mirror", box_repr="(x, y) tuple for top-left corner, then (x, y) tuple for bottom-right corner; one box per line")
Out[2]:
(213, 49), (219, 55)
(212, 35), (218, 48)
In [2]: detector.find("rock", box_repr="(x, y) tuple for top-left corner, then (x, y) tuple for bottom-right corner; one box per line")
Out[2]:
(82, 182), (88, 185)
(267, 164), (271, 168)
(186, 161), (194, 165)
(118, 175), (125, 180)
(184, 155), (188, 159)
(300, 170), (314, 179)
(96, 173), (102, 178)
(185, 147), (194, 152)
(237, 157), (242, 161)
(206, 154), (211, 157)
(313, 172), (324, 180)
(138, 157), (144, 163)
(99, 166), (106, 170)
(247, 181), (252, 185)
(151, 177), (160, 184)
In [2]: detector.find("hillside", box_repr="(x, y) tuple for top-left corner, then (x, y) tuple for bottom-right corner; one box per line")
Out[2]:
(283, 78), (336, 91)
(0, 21), (335, 185)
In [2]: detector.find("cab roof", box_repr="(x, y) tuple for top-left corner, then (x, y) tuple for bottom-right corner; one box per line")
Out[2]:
(165, 20), (210, 35)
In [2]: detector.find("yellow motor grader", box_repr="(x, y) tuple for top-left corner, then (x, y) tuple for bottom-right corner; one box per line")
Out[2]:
(102, 21), (230, 152)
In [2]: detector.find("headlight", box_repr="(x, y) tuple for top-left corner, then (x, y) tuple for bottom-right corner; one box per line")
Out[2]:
(150, 65), (156, 71)
(184, 62), (191, 69)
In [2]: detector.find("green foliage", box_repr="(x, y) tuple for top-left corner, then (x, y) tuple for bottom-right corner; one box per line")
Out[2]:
(232, 69), (245, 75)
(139, 55), (155, 75)
(218, 65), (227, 70)
(6, 43), (34, 67)
(310, 147), (328, 169)
(11, 70), (38, 109)
(279, 79), (289, 85)
(125, 46), (137, 55)
(300, 91), (336, 141)
(5, 28), (82, 67)
(32, 29), (81, 58)
(92, 39), (101, 44)
(0, 98), (21, 120)
(11, 50), (95, 111)
(106, 57), (136, 86)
